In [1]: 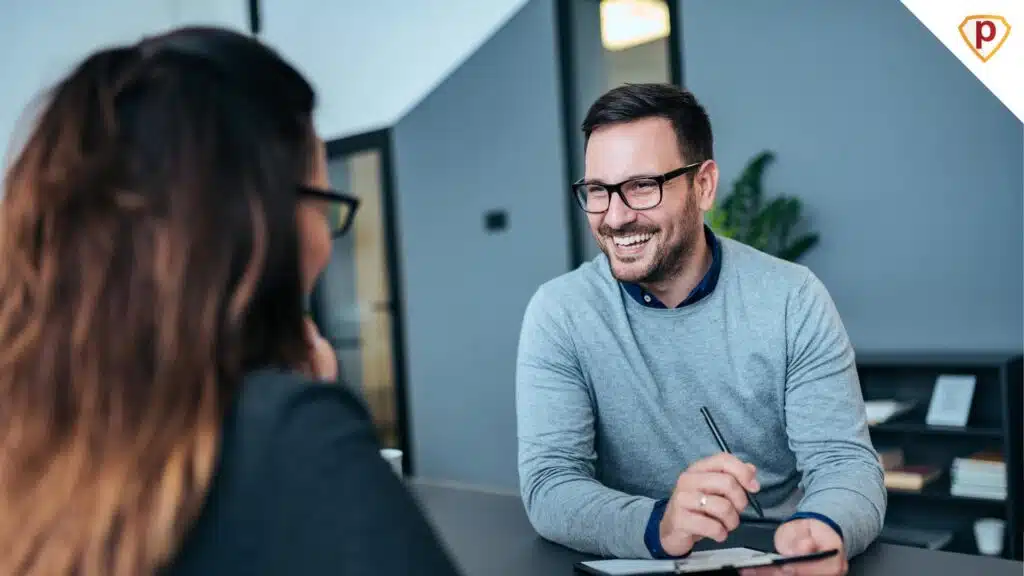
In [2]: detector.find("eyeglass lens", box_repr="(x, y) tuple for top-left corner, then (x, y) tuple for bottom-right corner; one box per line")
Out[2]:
(328, 202), (355, 237)
(575, 178), (662, 213)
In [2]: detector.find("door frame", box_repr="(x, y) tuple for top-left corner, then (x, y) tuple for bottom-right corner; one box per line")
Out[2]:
(324, 129), (414, 476)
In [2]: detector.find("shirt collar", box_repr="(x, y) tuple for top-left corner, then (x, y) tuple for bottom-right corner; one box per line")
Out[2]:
(620, 225), (722, 309)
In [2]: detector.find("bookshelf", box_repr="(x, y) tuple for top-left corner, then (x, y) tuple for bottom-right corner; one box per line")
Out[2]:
(855, 351), (1023, 561)
(870, 421), (1004, 439)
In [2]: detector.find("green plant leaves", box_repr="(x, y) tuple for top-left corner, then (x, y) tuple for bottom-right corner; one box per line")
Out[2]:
(706, 150), (818, 263)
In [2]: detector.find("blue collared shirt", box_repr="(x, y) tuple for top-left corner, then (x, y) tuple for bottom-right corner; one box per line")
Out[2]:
(621, 225), (722, 309)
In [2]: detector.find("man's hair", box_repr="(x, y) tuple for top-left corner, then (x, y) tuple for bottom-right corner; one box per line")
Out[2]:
(582, 83), (714, 163)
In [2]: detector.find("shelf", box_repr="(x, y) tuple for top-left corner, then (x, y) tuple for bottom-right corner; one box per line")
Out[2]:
(870, 421), (1004, 439)
(855, 351), (1023, 368)
(887, 475), (1008, 510)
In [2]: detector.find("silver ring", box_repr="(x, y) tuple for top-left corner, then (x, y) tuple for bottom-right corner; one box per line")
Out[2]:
(698, 493), (708, 508)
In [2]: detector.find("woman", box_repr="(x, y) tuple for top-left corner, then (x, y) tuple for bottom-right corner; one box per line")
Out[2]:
(0, 27), (460, 575)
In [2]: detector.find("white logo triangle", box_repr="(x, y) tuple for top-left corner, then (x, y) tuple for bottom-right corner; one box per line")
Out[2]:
(900, 0), (1022, 123)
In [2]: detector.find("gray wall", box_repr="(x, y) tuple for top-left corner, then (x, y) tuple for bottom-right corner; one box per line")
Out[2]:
(680, 0), (1023, 351)
(392, 0), (570, 489)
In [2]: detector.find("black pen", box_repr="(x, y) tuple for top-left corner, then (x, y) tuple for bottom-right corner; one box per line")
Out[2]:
(699, 406), (765, 519)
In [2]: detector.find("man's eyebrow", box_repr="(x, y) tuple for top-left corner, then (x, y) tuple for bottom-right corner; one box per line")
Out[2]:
(581, 173), (659, 186)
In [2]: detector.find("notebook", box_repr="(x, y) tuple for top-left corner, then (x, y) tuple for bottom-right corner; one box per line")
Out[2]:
(575, 547), (839, 575)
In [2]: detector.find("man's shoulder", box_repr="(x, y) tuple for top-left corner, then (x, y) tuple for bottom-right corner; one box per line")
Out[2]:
(527, 254), (618, 315)
(719, 236), (816, 293)
(719, 237), (839, 326)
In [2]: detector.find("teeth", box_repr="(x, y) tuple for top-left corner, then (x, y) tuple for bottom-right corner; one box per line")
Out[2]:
(613, 233), (653, 246)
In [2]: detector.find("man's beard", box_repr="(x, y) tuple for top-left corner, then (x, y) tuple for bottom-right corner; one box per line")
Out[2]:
(599, 200), (702, 285)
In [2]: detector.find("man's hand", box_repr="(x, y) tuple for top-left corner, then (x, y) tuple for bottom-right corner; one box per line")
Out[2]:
(659, 453), (760, 556)
(741, 518), (847, 576)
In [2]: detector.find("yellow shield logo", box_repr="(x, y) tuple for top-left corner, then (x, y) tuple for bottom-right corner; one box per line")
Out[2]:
(959, 15), (1011, 62)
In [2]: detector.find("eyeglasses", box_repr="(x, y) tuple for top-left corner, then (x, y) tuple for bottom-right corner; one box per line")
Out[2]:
(571, 162), (704, 214)
(298, 185), (361, 238)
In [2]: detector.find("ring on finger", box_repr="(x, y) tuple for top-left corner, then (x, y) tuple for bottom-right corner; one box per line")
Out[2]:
(697, 493), (708, 509)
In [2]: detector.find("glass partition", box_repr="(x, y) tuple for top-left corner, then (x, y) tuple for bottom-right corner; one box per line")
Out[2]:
(312, 141), (402, 451)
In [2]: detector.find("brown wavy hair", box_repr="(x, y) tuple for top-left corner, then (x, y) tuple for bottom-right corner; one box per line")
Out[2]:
(0, 27), (317, 574)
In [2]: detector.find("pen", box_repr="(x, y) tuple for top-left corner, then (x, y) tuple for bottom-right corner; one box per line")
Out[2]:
(699, 406), (765, 519)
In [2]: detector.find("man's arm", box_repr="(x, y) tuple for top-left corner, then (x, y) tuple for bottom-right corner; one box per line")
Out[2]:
(516, 286), (657, 559)
(783, 271), (886, 558)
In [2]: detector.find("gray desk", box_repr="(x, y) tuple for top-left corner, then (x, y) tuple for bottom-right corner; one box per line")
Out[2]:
(412, 481), (1023, 576)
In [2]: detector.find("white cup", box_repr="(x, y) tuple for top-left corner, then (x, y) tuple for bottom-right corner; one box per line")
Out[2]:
(973, 518), (1005, 556)
(380, 448), (403, 477)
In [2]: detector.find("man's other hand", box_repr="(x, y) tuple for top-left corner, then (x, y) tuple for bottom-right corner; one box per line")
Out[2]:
(741, 518), (847, 576)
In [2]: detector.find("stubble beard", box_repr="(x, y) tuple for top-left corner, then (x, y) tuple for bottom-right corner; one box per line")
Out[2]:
(601, 198), (702, 286)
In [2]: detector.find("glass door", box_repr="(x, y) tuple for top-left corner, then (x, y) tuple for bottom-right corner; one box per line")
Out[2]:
(311, 140), (402, 451)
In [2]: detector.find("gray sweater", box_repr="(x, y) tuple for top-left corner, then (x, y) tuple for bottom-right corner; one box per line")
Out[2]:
(515, 237), (885, 560)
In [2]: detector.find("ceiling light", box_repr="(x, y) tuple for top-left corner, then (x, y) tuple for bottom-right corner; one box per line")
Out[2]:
(600, 0), (670, 51)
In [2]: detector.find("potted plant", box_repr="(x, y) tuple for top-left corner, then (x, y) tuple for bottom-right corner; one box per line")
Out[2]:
(706, 150), (819, 262)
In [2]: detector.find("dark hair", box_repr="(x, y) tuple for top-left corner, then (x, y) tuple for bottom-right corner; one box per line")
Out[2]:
(582, 83), (714, 163)
(0, 26), (315, 574)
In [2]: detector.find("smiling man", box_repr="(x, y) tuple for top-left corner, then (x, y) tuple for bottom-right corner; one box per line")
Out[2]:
(515, 84), (884, 575)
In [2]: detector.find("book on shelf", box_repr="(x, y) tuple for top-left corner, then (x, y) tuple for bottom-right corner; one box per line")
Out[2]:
(953, 450), (1006, 473)
(865, 399), (917, 425)
(884, 465), (942, 491)
(950, 483), (1007, 501)
(950, 450), (1006, 501)
(877, 447), (905, 471)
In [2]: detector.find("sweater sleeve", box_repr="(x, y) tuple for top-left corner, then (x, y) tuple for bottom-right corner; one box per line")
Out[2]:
(784, 272), (886, 557)
(262, 385), (462, 575)
(516, 286), (658, 559)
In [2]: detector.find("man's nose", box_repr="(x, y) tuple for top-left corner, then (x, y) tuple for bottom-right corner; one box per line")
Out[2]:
(603, 193), (637, 230)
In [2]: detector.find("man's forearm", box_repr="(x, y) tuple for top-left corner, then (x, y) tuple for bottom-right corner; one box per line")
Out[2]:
(784, 272), (888, 557)
(798, 463), (886, 557)
(520, 449), (658, 558)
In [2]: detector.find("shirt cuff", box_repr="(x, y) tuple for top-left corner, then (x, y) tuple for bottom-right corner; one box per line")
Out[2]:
(644, 499), (692, 559)
(786, 511), (844, 541)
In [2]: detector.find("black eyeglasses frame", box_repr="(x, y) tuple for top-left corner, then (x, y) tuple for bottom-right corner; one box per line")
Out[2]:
(298, 185), (361, 237)
(571, 161), (704, 213)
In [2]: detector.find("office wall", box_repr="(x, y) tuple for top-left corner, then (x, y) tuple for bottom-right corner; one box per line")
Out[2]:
(0, 0), (246, 172)
(262, 0), (529, 140)
(680, 0), (1023, 351)
(392, 0), (569, 489)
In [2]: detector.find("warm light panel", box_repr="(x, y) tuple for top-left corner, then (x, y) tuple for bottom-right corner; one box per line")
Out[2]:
(600, 0), (670, 51)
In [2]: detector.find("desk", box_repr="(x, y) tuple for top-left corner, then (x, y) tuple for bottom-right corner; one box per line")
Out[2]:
(412, 481), (1023, 576)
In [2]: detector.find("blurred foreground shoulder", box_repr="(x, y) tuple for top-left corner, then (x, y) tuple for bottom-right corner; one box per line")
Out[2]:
(170, 369), (462, 575)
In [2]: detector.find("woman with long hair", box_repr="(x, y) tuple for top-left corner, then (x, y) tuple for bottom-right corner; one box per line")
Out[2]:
(0, 26), (460, 575)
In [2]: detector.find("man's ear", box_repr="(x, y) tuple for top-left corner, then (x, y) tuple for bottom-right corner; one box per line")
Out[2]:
(695, 160), (719, 212)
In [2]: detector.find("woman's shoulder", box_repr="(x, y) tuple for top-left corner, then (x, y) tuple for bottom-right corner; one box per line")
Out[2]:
(170, 370), (384, 573)
(229, 368), (371, 440)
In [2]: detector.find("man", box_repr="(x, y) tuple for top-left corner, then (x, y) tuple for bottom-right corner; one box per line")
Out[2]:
(515, 84), (884, 575)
